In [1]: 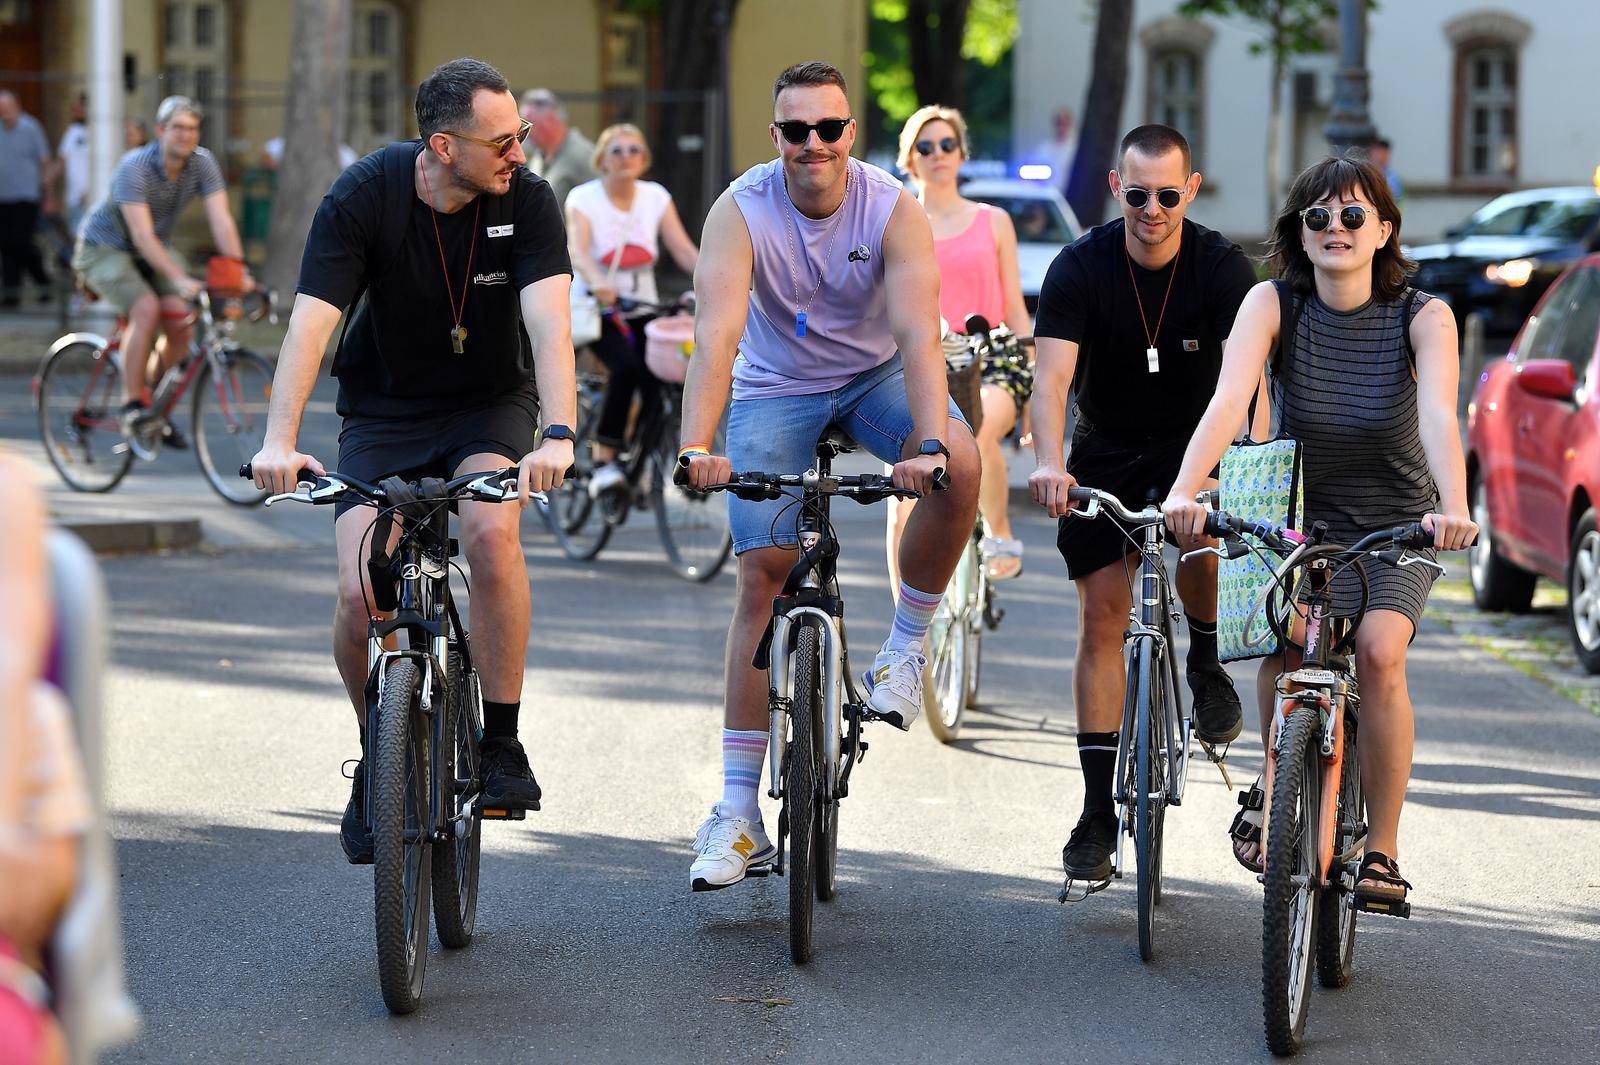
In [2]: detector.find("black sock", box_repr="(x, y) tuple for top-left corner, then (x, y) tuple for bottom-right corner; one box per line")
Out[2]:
(482, 700), (519, 741)
(1077, 731), (1119, 817)
(1186, 613), (1219, 672)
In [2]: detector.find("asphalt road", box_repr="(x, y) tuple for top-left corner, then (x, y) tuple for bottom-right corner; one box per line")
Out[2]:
(2, 372), (1597, 1063)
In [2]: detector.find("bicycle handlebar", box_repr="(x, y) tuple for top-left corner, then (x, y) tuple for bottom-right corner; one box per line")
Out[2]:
(239, 463), (539, 507)
(674, 462), (944, 503)
(1064, 485), (1165, 526)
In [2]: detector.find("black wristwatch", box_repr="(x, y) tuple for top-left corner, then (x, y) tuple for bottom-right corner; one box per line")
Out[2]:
(917, 438), (950, 461)
(541, 424), (575, 442)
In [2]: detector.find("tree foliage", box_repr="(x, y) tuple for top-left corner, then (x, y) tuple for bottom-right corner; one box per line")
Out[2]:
(1176, 0), (1342, 63)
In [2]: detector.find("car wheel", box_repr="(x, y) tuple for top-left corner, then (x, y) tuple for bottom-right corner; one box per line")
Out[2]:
(1469, 478), (1536, 613)
(1566, 509), (1600, 674)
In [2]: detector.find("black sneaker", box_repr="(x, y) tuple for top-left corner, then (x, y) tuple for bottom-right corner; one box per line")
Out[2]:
(479, 735), (542, 811)
(161, 422), (188, 450)
(1188, 664), (1244, 745)
(1062, 809), (1117, 881)
(340, 760), (374, 865)
(119, 402), (158, 462)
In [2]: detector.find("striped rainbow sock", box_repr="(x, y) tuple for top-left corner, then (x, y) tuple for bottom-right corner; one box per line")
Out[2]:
(886, 579), (942, 652)
(721, 729), (767, 821)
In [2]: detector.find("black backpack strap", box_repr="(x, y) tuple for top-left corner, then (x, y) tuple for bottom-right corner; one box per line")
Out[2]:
(335, 140), (421, 367)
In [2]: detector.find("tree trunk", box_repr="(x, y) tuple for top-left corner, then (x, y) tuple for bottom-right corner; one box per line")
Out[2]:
(651, 0), (740, 238)
(1265, 19), (1285, 232)
(262, 0), (351, 296)
(1065, 0), (1134, 226)
(908, 0), (972, 111)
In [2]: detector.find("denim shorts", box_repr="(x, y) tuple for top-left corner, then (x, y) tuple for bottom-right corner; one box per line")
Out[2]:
(725, 354), (965, 554)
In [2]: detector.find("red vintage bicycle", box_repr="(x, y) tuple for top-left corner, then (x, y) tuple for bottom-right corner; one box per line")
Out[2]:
(33, 285), (277, 504)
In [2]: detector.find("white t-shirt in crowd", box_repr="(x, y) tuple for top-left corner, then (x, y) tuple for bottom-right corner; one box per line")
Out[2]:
(263, 136), (359, 171)
(58, 121), (91, 210)
(564, 178), (672, 309)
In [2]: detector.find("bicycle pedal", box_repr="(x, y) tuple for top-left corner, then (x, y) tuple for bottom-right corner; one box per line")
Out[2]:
(744, 862), (774, 878)
(480, 807), (526, 820)
(1058, 875), (1111, 904)
(1350, 895), (1411, 919)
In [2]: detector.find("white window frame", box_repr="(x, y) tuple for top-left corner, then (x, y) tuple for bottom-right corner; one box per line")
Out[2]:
(1457, 42), (1517, 180)
(346, 1), (405, 155)
(160, 1), (228, 156)
(1147, 47), (1205, 170)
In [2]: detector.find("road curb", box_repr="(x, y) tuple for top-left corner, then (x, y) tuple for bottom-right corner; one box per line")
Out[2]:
(57, 516), (204, 554)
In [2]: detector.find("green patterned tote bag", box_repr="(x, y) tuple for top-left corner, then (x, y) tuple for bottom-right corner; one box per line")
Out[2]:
(1217, 437), (1302, 661)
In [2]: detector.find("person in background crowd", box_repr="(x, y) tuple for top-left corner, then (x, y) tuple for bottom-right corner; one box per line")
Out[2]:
(0, 453), (92, 1065)
(0, 89), (57, 308)
(124, 117), (149, 149)
(1031, 107), (1077, 184)
(58, 94), (91, 236)
(259, 135), (360, 173)
(565, 122), (700, 495)
(1367, 136), (1403, 202)
(521, 88), (596, 211)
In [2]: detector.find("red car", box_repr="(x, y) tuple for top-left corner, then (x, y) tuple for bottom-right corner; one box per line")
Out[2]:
(1466, 253), (1600, 672)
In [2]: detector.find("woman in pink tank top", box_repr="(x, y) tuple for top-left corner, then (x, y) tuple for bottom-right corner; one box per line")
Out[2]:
(892, 105), (1034, 579)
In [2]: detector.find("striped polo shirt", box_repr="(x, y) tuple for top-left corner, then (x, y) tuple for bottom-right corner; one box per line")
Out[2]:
(79, 143), (226, 251)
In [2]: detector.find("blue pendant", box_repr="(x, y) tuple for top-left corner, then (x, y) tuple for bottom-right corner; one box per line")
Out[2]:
(796, 311), (807, 339)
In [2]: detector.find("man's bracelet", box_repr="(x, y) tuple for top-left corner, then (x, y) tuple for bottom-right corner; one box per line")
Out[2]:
(677, 444), (711, 461)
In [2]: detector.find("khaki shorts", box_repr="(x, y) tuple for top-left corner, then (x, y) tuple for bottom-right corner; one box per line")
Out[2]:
(71, 240), (187, 315)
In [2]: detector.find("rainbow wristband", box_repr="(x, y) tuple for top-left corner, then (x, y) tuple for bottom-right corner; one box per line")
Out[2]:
(677, 443), (711, 462)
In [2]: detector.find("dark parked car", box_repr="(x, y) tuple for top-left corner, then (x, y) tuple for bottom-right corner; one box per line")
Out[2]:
(1465, 254), (1600, 672)
(1408, 186), (1600, 334)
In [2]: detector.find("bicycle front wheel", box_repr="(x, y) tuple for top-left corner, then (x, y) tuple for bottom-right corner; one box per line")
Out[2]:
(432, 649), (482, 949)
(372, 657), (432, 1014)
(1133, 639), (1167, 962)
(649, 400), (731, 582)
(36, 340), (133, 493)
(1263, 705), (1323, 1055)
(542, 378), (614, 561)
(786, 620), (822, 963)
(924, 537), (977, 743)
(1317, 706), (1361, 988)
(192, 349), (273, 504)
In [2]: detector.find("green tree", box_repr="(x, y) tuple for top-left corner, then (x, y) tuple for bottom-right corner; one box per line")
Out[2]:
(1177, 0), (1359, 224)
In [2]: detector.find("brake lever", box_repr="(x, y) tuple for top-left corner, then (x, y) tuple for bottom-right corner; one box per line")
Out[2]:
(1066, 496), (1101, 520)
(1396, 551), (1447, 576)
(264, 477), (345, 507)
(1180, 545), (1232, 564)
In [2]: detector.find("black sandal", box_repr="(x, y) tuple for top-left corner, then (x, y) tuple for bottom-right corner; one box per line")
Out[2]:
(1353, 850), (1413, 919)
(1230, 780), (1265, 874)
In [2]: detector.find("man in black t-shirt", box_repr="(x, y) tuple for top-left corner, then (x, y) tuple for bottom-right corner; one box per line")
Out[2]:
(248, 59), (577, 864)
(1028, 125), (1257, 888)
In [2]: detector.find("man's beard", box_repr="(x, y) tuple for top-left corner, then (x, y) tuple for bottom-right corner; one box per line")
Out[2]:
(1129, 216), (1175, 246)
(452, 163), (508, 197)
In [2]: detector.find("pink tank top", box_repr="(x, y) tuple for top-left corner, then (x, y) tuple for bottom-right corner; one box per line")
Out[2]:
(934, 204), (1005, 331)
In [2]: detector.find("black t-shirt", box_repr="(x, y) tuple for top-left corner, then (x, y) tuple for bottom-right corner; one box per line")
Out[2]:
(1034, 217), (1256, 443)
(297, 141), (572, 418)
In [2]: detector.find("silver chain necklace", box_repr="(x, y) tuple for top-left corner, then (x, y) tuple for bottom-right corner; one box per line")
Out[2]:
(779, 165), (851, 339)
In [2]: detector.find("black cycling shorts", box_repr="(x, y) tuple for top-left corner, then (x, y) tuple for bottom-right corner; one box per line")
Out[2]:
(333, 389), (538, 518)
(1055, 426), (1211, 580)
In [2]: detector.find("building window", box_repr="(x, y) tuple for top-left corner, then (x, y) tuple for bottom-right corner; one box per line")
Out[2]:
(1456, 43), (1517, 179)
(160, 2), (227, 149)
(1147, 48), (1204, 169)
(347, 1), (404, 153)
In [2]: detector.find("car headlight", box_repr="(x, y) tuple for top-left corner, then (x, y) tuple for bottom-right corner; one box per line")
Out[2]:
(1485, 259), (1535, 287)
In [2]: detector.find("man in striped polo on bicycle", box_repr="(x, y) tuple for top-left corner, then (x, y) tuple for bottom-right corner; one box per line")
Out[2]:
(677, 61), (980, 891)
(71, 95), (253, 460)
(1029, 125), (1258, 890)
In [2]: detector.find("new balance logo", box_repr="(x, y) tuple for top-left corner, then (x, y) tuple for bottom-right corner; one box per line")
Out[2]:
(732, 834), (755, 858)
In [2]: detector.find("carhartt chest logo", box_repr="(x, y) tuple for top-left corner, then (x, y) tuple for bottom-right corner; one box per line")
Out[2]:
(473, 271), (509, 286)
(847, 244), (871, 263)
(1183, 338), (1199, 351)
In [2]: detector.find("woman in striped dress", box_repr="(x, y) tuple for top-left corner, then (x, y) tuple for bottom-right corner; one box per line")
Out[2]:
(1161, 155), (1477, 910)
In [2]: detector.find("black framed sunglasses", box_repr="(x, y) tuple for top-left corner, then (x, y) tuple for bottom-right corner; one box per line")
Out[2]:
(1121, 185), (1184, 210)
(774, 117), (853, 145)
(1301, 204), (1372, 232)
(915, 136), (961, 157)
(443, 119), (533, 158)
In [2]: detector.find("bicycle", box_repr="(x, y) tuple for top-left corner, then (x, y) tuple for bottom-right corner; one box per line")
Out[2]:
(679, 430), (943, 963)
(1056, 485), (1201, 963)
(541, 296), (732, 582)
(34, 286), (278, 504)
(1194, 508), (1445, 1055)
(242, 461), (538, 1014)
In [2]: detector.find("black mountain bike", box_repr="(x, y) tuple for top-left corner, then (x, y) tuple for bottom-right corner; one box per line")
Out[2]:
(1199, 508), (1446, 1055)
(542, 298), (732, 581)
(681, 430), (943, 963)
(243, 462), (534, 1014)
(1057, 485), (1199, 962)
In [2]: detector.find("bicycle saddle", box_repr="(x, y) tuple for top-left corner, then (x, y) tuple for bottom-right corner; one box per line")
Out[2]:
(816, 426), (859, 458)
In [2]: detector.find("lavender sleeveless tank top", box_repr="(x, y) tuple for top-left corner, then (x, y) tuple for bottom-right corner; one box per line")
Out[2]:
(730, 157), (903, 399)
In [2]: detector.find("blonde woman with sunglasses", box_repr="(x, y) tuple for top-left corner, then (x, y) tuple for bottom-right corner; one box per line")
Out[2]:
(890, 104), (1033, 581)
(565, 123), (700, 495)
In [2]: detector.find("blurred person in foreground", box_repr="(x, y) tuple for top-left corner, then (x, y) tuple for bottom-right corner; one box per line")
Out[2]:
(1, 453), (92, 1065)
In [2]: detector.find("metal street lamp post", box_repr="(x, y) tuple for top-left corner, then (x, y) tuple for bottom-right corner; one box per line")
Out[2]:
(1324, 0), (1375, 156)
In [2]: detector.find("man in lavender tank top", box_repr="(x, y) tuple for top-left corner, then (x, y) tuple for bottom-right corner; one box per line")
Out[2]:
(677, 62), (980, 891)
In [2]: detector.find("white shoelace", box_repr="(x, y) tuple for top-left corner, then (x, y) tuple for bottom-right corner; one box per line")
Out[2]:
(876, 651), (927, 699)
(695, 810), (751, 854)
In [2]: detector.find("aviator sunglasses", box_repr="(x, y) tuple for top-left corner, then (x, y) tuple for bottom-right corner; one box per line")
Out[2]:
(774, 118), (853, 145)
(1121, 185), (1184, 210)
(443, 119), (533, 158)
(1301, 204), (1373, 231)
(915, 136), (961, 157)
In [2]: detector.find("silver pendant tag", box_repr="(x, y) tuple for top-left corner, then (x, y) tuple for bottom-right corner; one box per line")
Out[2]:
(1146, 345), (1159, 373)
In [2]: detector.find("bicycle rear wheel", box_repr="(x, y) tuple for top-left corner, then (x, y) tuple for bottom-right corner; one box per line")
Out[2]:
(649, 393), (731, 582)
(924, 537), (977, 743)
(1317, 707), (1361, 988)
(432, 649), (482, 949)
(36, 340), (133, 493)
(1133, 639), (1167, 962)
(787, 621), (822, 963)
(1263, 706), (1323, 1055)
(192, 349), (273, 504)
(542, 376), (615, 560)
(372, 657), (432, 1014)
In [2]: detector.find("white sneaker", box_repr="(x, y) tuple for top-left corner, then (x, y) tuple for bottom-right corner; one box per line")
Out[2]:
(690, 803), (776, 892)
(587, 461), (627, 498)
(865, 644), (927, 730)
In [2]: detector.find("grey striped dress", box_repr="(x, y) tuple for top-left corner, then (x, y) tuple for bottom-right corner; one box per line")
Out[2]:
(1273, 281), (1440, 630)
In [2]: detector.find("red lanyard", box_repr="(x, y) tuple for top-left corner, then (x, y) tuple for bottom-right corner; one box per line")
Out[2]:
(1125, 235), (1180, 363)
(419, 161), (480, 353)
